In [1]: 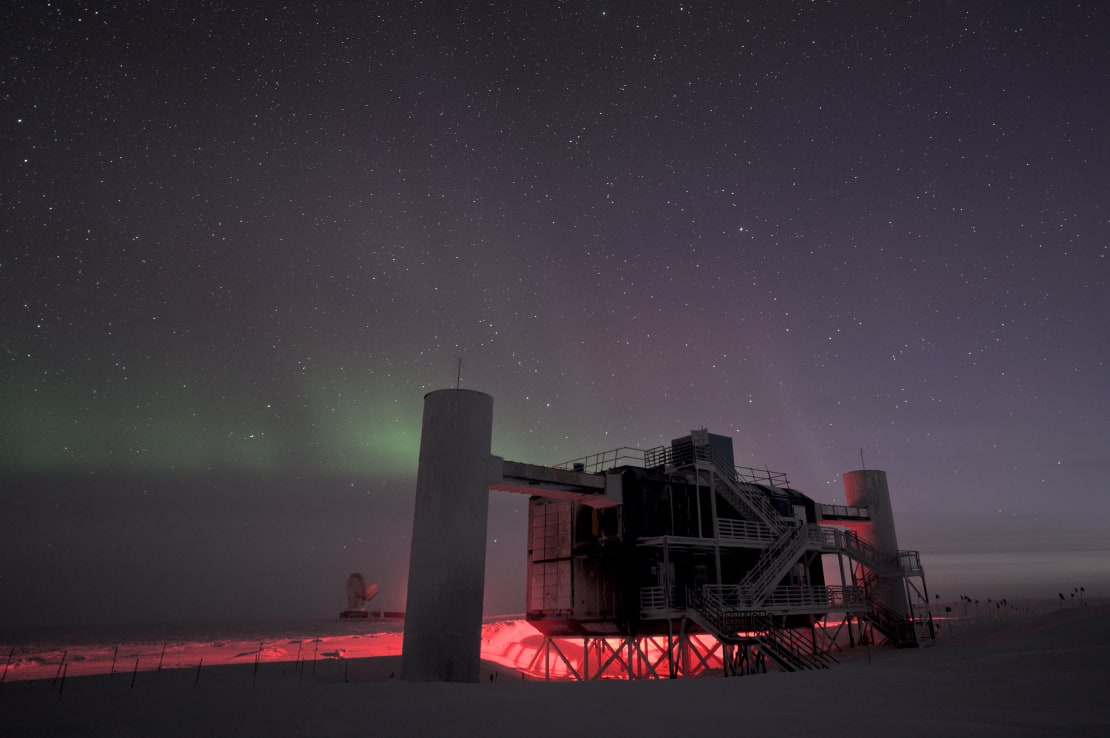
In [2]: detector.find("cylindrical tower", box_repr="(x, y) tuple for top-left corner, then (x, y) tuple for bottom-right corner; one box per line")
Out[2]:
(401, 389), (494, 682)
(843, 469), (899, 553)
(843, 469), (908, 618)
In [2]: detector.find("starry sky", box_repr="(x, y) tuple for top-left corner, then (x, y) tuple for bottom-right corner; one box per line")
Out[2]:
(2, 1), (1107, 629)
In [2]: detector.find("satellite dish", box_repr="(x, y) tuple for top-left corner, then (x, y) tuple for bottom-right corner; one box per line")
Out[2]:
(341, 573), (380, 619)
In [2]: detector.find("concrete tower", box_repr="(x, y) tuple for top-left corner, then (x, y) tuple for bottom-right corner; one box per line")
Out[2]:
(843, 469), (909, 617)
(401, 389), (495, 683)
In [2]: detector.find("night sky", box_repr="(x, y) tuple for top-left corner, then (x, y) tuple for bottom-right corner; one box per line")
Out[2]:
(2, 2), (1107, 629)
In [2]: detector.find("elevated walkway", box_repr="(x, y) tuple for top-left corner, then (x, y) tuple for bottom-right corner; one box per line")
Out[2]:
(489, 459), (617, 508)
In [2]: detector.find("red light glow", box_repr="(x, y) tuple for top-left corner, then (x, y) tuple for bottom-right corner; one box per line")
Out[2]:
(3, 620), (738, 683)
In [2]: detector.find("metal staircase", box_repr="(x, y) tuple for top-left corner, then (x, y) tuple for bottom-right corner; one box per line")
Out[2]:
(808, 527), (932, 647)
(856, 570), (934, 648)
(686, 588), (834, 671)
(710, 475), (788, 533)
(862, 597), (919, 648)
(639, 439), (935, 656)
(733, 523), (812, 606)
(749, 613), (837, 671)
(833, 529), (900, 574)
(647, 441), (817, 608)
(645, 443), (788, 532)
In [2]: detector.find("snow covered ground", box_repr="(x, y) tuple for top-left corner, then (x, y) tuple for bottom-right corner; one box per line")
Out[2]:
(2, 604), (1108, 737)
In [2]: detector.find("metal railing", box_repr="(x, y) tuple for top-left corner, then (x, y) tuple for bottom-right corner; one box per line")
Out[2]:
(555, 442), (790, 488)
(761, 585), (867, 610)
(752, 614), (837, 670)
(898, 550), (925, 576)
(700, 584), (749, 611)
(717, 517), (779, 544)
(684, 587), (835, 671)
(639, 586), (677, 612)
(864, 598), (918, 647)
(816, 528), (923, 580)
(559, 441), (794, 536)
(713, 476), (791, 533)
(554, 447), (648, 474)
(830, 528), (901, 573)
(642, 444), (790, 488)
(733, 523), (816, 601)
(700, 582), (865, 612)
(650, 441), (791, 531)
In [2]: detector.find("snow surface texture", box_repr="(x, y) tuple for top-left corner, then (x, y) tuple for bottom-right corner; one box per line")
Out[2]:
(2, 605), (1108, 737)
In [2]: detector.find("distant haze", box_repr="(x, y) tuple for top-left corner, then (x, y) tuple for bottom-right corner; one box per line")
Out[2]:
(3, 470), (1106, 629)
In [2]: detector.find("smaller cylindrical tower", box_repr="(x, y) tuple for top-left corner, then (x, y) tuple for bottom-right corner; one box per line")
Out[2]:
(401, 389), (494, 683)
(843, 469), (908, 617)
(843, 469), (899, 553)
